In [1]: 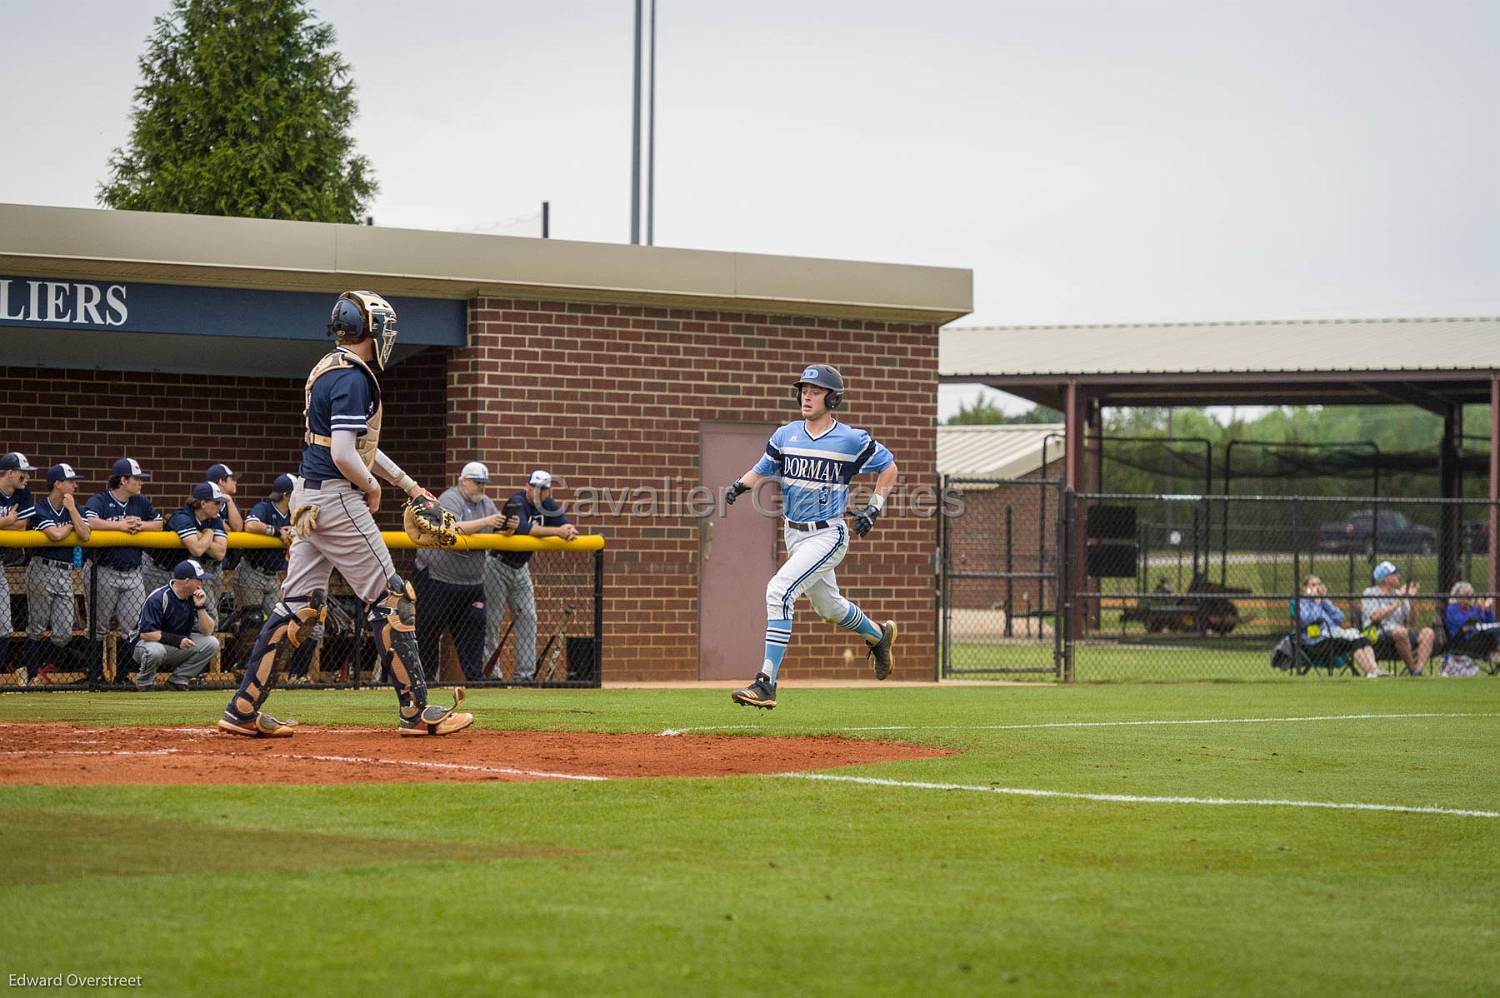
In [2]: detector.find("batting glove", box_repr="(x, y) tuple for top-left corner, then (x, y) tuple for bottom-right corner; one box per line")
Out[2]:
(726, 480), (751, 505)
(852, 504), (880, 537)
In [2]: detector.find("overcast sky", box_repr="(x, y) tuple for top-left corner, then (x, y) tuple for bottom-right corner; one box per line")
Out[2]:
(3, 0), (1495, 418)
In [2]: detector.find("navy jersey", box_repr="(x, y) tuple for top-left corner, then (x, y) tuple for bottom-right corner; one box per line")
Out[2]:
(83, 490), (160, 570)
(751, 420), (894, 522)
(243, 499), (291, 572)
(31, 496), (81, 564)
(152, 507), (227, 569)
(301, 349), (380, 483)
(128, 585), (206, 660)
(497, 491), (572, 568)
(0, 485), (36, 526)
(0, 484), (35, 566)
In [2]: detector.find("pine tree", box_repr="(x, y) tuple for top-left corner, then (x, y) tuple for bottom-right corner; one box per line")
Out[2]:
(99, 0), (376, 222)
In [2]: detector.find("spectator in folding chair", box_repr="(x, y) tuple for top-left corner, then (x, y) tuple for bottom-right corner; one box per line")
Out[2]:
(1360, 561), (1435, 676)
(1298, 574), (1383, 677)
(1443, 581), (1497, 677)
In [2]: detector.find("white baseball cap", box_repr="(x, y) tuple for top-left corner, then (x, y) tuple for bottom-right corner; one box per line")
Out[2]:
(529, 469), (552, 488)
(461, 461), (490, 482)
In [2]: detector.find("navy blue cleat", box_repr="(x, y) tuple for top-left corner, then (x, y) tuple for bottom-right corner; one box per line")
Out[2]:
(868, 620), (897, 680)
(731, 673), (777, 710)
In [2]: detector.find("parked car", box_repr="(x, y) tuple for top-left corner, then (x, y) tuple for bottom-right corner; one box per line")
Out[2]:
(1318, 510), (1436, 554)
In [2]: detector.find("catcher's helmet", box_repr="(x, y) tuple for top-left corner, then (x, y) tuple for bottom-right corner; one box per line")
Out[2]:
(327, 290), (399, 370)
(793, 363), (845, 411)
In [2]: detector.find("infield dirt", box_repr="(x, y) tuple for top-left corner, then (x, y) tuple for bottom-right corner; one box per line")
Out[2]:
(0, 722), (950, 785)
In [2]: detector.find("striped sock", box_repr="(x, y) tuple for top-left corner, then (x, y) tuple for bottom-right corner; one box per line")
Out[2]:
(838, 603), (884, 643)
(762, 619), (793, 682)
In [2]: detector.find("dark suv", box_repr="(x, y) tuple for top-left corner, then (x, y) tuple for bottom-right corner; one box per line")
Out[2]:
(1318, 510), (1437, 554)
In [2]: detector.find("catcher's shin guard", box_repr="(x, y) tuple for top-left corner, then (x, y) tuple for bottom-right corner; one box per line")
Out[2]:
(219, 591), (325, 735)
(374, 574), (473, 736)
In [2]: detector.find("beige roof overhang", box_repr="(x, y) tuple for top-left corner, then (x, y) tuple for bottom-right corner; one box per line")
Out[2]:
(0, 203), (972, 324)
(941, 320), (1500, 409)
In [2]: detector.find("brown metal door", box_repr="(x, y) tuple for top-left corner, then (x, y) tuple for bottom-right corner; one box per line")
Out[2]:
(699, 421), (779, 679)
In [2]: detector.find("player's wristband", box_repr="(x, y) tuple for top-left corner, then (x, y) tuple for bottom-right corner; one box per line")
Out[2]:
(868, 493), (885, 512)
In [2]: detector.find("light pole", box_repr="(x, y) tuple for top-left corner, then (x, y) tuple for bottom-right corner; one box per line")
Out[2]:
(630, 0), (642, 244)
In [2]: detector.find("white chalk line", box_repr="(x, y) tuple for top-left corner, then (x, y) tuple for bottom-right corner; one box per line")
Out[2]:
(0, 747), (606, 782)
(658, 711), (1500, 737)
(780, 773), (1500, 819)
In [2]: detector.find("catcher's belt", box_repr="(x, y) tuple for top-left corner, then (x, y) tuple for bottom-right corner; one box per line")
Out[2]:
(304, 349), (383, 469)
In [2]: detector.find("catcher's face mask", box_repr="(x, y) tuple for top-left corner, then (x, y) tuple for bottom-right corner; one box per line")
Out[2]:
(330, 291), (399, 370)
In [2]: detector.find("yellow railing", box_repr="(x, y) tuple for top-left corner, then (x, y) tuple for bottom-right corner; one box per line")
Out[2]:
(0, 530), (604, 552)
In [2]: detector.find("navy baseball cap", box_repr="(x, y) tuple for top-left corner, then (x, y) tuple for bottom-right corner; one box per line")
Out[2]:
(191, 481), (226, 503)
(46, 463), (80, 486)
(173, 558), (206, 580)
(110, 458), (150, 480)
(205, 463), (235, 482)
(272, 473), (296, 494)
(0, 453), (37, 473)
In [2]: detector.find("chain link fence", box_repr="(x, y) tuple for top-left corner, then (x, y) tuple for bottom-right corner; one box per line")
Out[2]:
(939, 476), (1062, 679)
(941, 483), (1499, 682)
(2, 531), (603, 691)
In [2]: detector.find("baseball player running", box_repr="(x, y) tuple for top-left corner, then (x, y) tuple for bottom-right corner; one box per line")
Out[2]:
(725, 364), (898, 709)
(219, 291), (473, 737)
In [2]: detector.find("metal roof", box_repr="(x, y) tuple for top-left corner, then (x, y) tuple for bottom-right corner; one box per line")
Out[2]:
(941, 318), (1500, 378)
(939, 318), (1500, 409)
(936, 423), (1064, 479)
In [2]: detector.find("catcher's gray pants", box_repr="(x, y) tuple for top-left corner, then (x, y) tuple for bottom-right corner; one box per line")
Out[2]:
(484, 557), (537, 680)
(133, 633), (217, 688)
(25, 559), (76, 645)
(232, 561), (281, 616)
(83, 563), (146, 640)
(281, 481), (393, 606)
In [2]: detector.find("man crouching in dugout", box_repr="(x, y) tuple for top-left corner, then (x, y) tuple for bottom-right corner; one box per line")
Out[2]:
(218, 290), (473, 738)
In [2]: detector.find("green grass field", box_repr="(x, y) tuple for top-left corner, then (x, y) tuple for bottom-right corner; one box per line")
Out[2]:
(2, 682), (1498, 996)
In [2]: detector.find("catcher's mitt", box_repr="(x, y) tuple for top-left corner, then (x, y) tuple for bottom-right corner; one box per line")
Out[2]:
(402, 495), (458, 548)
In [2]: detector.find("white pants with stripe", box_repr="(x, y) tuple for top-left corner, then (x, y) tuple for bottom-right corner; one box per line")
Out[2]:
(766, 521), (850, 623)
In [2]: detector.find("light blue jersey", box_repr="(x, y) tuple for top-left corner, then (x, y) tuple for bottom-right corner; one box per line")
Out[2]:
(752, 420), (893, 522)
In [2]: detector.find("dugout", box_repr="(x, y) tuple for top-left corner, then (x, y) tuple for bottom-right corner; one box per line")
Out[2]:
(0, 203), (971, 683)
(940, 319), (1500, 638)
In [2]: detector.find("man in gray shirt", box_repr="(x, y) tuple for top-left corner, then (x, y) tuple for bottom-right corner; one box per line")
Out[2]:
(1361, 560), (1435, 676)
(413, 462), (505, 681)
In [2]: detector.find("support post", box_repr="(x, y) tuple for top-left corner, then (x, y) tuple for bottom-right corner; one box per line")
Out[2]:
(593, 549), (605, 687)
(1491, 376), (1499, 597)
(1439, 403), (1462, 596)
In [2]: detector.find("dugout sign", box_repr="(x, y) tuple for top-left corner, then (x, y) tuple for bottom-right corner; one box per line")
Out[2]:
(0, 276), (466, 346)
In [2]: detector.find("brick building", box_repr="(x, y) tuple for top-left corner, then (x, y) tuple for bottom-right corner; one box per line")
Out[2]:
(0, 204), (970, 681)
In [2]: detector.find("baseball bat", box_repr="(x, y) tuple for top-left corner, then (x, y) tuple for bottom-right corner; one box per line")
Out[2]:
(481, 616), (516, 680)
(536, 604), (575, 682)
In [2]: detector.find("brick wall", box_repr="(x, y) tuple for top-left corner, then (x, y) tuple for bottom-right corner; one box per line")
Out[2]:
(449, 299), (940, 681)
(0, 354), (445, 531)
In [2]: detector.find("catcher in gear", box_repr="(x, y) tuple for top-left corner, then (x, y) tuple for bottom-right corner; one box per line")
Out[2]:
(219, 290), (473, 738)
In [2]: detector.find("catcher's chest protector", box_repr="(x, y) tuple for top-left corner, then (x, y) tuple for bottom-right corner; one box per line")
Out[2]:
(303, 350), (384, 469)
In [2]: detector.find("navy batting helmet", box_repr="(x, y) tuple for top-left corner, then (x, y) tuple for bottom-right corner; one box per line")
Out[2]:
(793, 364), (845, 410)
